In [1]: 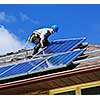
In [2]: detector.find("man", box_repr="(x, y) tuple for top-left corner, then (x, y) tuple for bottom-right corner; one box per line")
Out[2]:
(25, 24), (59, 55)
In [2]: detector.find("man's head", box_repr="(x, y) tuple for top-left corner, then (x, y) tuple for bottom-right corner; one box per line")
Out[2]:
(51, 25), (59, 33)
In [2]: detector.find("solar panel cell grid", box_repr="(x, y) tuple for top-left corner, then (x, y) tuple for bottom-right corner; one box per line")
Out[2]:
(45, 39), (82, 53)
(37, 38), (86, 55)
(29, 61), (48, 72)
(30, 59), (44, 66)
(47, 49), (84, 66)
(0, 59), (44, 79)
(0, 65), (13, 74)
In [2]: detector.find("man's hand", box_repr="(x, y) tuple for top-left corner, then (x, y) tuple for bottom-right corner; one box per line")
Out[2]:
(25, 41), (29, 46)
(25, 36), (31, 47)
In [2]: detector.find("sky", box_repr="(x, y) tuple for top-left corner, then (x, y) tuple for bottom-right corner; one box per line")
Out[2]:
(0, 4), (100, 55)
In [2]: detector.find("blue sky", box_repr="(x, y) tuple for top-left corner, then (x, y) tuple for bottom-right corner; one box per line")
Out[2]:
(0, 4), (100, 54)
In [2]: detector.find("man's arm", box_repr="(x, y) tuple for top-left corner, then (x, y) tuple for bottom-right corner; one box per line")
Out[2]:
(25, 32), (37, 46)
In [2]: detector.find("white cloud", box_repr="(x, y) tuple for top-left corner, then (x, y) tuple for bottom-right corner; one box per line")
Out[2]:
(20, 12), (39, 24)
(0, 25), (23, 55)
(0, 12), (16, 23)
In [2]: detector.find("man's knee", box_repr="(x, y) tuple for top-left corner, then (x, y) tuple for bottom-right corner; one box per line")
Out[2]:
(42, 39), (50, 47)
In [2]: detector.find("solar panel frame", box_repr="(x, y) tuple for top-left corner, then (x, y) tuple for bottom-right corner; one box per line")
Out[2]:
(53, 37), (86, 42)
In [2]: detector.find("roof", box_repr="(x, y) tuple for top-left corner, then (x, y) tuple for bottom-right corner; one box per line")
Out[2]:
(0, 44), (100, 94)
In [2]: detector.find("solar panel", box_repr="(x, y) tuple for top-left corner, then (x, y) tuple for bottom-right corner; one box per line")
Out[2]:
(0, 59), (44, 80)
(29, 49), (86, 73)
(0, 49), (85, 80)
(36, 37), (86, 55)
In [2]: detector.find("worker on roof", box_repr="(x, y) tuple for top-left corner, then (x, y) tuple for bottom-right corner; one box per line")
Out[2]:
(25, 24), (59, 55)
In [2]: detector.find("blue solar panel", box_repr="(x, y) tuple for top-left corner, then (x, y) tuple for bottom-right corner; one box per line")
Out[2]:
(0, 59), (44, 80)
(47, 49), (84, 66)
(36, 37), (86, 55)
(29, 49), (85, 73)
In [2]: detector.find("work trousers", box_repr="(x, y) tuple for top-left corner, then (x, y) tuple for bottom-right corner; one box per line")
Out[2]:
(32, 39), (50, 55)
